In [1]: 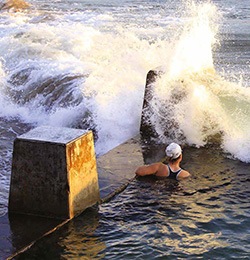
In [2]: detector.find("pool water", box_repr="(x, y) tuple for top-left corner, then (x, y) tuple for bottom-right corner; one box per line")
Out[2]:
(16, 147), (250, 259)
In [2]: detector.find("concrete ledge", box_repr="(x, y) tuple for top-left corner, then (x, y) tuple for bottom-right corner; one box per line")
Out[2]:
(97, 135), (144, 201)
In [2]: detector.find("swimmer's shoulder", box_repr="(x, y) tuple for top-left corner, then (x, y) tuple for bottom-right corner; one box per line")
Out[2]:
(177, 169), (191, 180)
(155, 162), (169, 177)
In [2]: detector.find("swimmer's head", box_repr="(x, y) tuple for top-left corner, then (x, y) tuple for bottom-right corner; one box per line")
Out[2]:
(165, 143), (182, 159)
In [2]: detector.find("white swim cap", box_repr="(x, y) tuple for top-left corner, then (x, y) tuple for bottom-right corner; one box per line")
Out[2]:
(165, 143), (182, 159)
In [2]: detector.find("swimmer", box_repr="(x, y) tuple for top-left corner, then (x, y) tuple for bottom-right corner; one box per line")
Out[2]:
(135, 142), (190, 180)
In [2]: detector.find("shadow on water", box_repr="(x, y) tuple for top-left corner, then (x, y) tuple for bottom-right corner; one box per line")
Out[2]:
(14, 146), (250, 259)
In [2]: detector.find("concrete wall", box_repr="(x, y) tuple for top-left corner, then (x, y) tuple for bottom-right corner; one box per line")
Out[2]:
(140, 70), (160, 142)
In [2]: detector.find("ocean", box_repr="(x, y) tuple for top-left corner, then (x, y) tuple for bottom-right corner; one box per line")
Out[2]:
(0, 0), (249, 258)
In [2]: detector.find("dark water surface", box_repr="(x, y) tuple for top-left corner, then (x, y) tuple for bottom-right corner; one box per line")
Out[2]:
(16, 146), (250, 259)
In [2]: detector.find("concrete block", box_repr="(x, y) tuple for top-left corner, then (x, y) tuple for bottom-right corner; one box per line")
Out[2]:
(8, 126), (100, 219)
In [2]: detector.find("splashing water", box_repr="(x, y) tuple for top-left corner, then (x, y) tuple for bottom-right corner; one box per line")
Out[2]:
(168, 2), (219, 78)
(0, 1), (249, 160)
(145, 2), (250, 162)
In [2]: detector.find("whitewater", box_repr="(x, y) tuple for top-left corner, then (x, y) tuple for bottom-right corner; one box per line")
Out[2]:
(0, 0), (249, 216)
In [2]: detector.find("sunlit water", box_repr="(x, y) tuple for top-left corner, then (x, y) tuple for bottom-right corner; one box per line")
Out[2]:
(0, 0), (249, 257)
(15, 147), (250, 259)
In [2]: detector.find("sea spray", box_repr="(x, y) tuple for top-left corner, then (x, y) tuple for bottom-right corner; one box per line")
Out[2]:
(167, 1), (219, 78)
(146, 2), (250, 162)
(0, 0), (248, 161)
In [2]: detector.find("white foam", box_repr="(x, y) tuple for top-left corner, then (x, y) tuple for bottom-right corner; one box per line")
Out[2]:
(0, 1), (249, 163)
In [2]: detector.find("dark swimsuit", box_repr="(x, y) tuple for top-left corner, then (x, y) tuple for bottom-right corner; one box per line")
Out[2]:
(163, 161), (182, 180)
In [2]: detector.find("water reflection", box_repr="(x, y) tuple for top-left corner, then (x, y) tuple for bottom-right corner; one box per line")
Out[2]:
(14, 207), (105, 259)
(96, 146), (249, 258)
(17, 146), (250, 259)
(58, 208), (106, 259)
